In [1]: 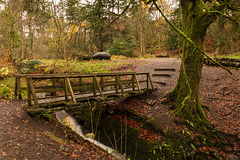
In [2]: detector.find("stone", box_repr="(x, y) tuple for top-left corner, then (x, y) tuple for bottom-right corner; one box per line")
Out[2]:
(92, 52), (111, 60)
(85, 133), (95, 139)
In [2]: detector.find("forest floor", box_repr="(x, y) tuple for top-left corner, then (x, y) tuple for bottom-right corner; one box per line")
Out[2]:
(0, 58), (239, 159)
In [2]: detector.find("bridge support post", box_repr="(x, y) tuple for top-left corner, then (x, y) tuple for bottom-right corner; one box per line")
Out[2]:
(64, 78), (69, 102)
(115, 75), (118, 94)
(26, 77), (32, 106)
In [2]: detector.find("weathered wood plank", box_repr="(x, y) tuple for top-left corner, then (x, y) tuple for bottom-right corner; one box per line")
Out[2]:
(26, 78), (32, 106)
(66, 78), (76, 103)
(29, 78), (39, 108)
(153, 81), (166, 85)
(134, 74), (141, 93)
(94, 76), (104, 98)
(64, 78), (69, 102)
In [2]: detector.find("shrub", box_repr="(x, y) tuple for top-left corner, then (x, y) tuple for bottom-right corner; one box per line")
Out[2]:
(20, 59), (42, 73)
(0, 78), (14, 99)
(108, 36), (136, 57)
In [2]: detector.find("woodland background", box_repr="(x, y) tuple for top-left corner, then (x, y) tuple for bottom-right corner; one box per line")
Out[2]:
(0, 0), (239, 62)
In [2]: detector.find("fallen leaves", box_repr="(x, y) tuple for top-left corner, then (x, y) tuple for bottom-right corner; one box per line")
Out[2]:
(109, 115), (163, 141)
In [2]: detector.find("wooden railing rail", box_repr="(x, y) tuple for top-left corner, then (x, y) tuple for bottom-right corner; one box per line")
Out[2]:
(15, 72), (154, 108)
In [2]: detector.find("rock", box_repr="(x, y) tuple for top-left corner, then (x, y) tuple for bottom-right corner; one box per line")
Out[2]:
(144, 99), (156, 106)
(161, 98), (170, 104)
(85, 133), (95, 139)
(92, 52), (111, 60)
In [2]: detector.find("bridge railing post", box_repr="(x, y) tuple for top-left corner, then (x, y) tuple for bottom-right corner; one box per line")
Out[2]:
(51, 79), (57, 96)
(64, 78), (69, 102)
(115, 75), (118, 94)
(14, 75), (21, 99)
(93, 76), (97, 96)
(79, 77), (83, 93)
(100, 77), (104, 91)
(147, 73), (154, 90)
(117, 75), (124, 94)
(26, 77), (32, 106)
(134, 74), (141, 93)
(132, 74), (135, 91)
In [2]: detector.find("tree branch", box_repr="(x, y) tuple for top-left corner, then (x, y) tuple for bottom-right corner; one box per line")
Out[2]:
(153, 1), (232, 74)
(95, 1), (132, 37)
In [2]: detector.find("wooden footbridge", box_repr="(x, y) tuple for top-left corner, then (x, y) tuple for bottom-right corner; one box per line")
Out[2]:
(15, 72), (154, 113)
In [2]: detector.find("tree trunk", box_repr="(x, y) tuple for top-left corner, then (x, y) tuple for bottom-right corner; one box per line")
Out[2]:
(169, 0), (215, 122)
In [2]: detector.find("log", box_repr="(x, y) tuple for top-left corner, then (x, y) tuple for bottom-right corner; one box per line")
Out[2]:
(28, 103), (89, 115)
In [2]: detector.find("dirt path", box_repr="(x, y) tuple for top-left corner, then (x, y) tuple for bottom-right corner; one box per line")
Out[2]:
(0, 99), (114, 160)
(0, 58), (239, 159)
(131, 58), (240, 135)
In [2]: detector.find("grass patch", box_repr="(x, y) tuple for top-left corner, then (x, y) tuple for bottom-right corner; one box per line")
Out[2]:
(36, 59), (132, 74)
(217, 53), (240, 59)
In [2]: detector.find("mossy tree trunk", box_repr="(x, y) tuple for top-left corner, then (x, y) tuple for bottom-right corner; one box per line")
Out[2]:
(169, 0), (217, 123)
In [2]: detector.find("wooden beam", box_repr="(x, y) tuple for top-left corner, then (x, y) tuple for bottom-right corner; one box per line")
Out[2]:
(64, 78), (69, 102)
(152, 74), (170, 77)
(134, 74), (141, 93)
(154, 68), (175, 71)
(115, 75), (118, 94)
(117, 75), (125, 94)
(26, 77), (32, 106)
(29, 78), (39, 108)
(51, 79), (57, 96)
(148, 73), (154, 89)
(132, 75), (135, 91)
(79, 77), (82, 92)
(100, 77), (104, 91)
(66, 78), (76, 103)
(94, 76), (104, 98)
(14, 76), (19, 99)
(93, 76), (97, 96)
(153, 81), (166, 85)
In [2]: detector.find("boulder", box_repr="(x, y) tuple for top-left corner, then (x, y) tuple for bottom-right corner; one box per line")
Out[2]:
(92, 52), (111, 60)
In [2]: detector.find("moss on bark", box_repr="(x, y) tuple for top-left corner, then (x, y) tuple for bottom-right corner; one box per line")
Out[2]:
(168, 0), (217, 123)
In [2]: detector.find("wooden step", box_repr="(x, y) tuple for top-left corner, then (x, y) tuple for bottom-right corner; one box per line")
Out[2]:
(154, 68), (175, 72)
(152, 74), (170, 77)
(153, 81), (166, 85)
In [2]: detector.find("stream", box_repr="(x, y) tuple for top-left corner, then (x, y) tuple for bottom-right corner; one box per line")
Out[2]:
(55, 110), (124, 159)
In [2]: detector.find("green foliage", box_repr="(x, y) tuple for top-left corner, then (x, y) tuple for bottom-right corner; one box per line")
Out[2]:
(40, 111), (53, 120)
(20, 59), (43, 73)
(37, 59), (131, 74)
(0, 78), (14, 99)
(217, 52), (240, 59)
(108, 36), (136, 57)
